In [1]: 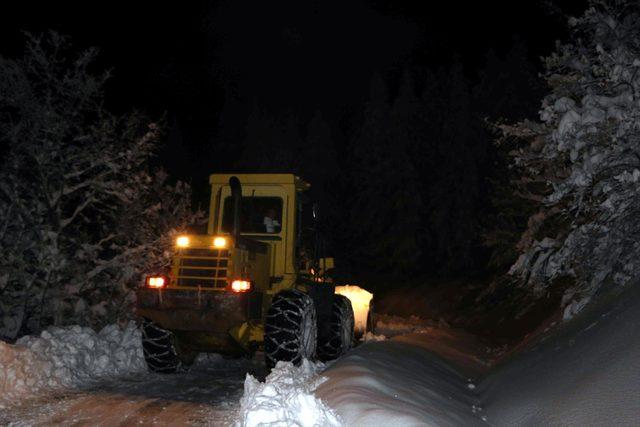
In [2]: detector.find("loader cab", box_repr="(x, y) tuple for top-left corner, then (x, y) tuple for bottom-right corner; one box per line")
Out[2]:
(208, 174), (310, 291)
(138, 172), (357, 373)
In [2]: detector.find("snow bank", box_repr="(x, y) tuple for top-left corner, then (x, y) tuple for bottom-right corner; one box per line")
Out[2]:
(0, 321), (145, 407)
(315, 285), (640, 426)
(237, 359), (341, 427)
(240, 284), (640, 426)
(479, 284), (640, 426)
(316, 333), (487, 426)
(503, 2), (640, 318)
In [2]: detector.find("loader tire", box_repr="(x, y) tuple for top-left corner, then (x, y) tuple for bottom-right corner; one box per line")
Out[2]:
(141, 319), (194, 373)
(265, 289), (317, 369)
(318, 294), (354, 361)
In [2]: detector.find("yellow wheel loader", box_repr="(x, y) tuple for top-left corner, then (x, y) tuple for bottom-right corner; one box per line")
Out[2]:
(136, 174), (367, 372)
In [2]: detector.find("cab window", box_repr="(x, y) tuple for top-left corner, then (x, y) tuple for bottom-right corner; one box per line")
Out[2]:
(222, 197), (283, 234)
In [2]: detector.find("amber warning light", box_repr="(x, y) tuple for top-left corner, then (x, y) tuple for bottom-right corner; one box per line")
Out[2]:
(231, 279), (251, 293)
(146, 276), (167, 289)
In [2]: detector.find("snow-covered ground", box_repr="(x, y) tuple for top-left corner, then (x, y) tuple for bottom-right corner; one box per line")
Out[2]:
(238, 288), (640, 426)
(319, 287), (640, 426)
(479, 283), (640, 425)
(236, 315), (492, 426)
(0, 323), (262, 425)
(238, 359), (341, 427)
(0, 321), (145, 408)
(0, 352), (263, 426)
(3, 287), (639, 426)
(315, 333), (488, 426)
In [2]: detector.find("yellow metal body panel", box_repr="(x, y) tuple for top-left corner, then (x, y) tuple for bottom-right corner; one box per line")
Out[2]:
(165, 174), (309, 294)
(208, 173), (309, 293)
(168, 234), (232, 290)
(149, 173), (311, 353)
(229, 321), (265, 351)
(167, 235), (272, 292)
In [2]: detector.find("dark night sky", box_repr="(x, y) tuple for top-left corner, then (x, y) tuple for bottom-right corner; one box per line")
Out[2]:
(1, 1), (587, 108)
(1, 0), (587, 178)
(0, 0), (591, 278)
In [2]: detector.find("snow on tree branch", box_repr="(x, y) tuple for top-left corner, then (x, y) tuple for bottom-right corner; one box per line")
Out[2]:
(0, 33), (202, 340)
(501, 0), (640, 317)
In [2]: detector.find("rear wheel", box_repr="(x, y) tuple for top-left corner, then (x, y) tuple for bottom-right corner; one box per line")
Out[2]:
(318, 294), (354, 361)
(264, 289), (317, 369)
(141, 319), (195, 373)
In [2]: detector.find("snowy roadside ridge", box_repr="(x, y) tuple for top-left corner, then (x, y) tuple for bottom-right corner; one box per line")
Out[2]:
(0, 321), (146, 408)
(236, 359), (342, 427)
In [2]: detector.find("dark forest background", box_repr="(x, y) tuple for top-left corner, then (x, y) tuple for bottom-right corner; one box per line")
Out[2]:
(0, 0), (587, 288)
(164, 38), (545, 287)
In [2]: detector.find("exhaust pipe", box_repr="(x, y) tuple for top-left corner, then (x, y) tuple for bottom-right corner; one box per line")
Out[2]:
(229, 176), (242, 244)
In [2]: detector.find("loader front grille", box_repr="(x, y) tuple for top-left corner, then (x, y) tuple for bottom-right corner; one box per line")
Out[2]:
(175, 249), (229, 289)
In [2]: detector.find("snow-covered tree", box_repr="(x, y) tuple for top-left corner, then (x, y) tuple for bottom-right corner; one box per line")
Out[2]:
(501, 0), (640, 318)
(0, 33), (201, 340)
(423, 64), (480, 272)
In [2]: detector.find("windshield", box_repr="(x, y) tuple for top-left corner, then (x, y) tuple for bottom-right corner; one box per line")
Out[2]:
(221, 196), (283, 234)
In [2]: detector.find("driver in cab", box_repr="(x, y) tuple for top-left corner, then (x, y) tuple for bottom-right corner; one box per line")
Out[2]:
(263, 208), (281, 233)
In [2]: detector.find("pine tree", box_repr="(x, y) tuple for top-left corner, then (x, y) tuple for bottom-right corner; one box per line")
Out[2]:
(0, 33), (199, 339)
(502, 0), (640, 316)
(424, 63), (479, 272)
(348, 72), (393, 279)
(348, 71), (423, 282)
(388, 68), (423, 275)
(473, 39), (543, 122)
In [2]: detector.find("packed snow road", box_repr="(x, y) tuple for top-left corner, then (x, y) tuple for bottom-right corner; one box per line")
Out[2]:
(0, 315), (458, 427)
(0, 354), (263, 426)
(0, 314), (495, 426)
(4, 285), (639, 427)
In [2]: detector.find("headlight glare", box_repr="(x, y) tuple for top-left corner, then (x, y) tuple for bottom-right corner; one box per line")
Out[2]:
(213, 236), (227, 248)
(176, 236), (190, 247)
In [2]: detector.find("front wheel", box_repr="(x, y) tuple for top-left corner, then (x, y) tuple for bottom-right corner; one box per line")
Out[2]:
(264, 289), (317, 369)
(318, 294), (354, 361)
(141, 319), (195, 373)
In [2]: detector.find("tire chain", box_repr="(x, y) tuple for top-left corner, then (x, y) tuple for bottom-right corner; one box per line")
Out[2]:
(318, 294), (354, 361)
(141, 319), (182, 373)
(264, 289), (317, 368)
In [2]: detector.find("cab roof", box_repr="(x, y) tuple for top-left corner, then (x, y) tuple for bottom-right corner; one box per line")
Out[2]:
(209, 173), (310, 191)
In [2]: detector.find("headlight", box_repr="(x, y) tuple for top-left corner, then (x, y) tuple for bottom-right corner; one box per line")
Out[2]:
(146, 276), (167, 288)
(176, 236), (190, 247)
(213, 236), (227, 248)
